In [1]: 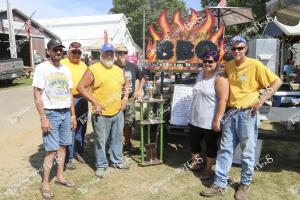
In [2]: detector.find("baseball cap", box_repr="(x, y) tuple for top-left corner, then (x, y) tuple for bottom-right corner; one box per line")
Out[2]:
(100, 43), (115, 52)
(115, 44), (128, 52)
(47, 38), (65, 49)
(69, 42), (82, 50)
(231, 35), (247, 46)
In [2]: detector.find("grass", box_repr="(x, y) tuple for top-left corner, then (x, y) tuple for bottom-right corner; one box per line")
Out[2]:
(2, 126), (299, 200)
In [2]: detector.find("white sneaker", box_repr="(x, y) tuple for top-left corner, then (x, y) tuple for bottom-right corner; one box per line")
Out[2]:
(95, 168), (105, 178)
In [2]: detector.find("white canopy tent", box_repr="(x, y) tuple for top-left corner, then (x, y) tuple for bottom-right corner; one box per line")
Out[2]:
(38, 14), (141, 55)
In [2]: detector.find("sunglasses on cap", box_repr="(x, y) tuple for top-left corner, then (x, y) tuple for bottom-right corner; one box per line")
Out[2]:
(231, 46), (246, 51)
(116, 51), (128, 55)
(203, 59), (215, 64)
(70, 49), (82, 55)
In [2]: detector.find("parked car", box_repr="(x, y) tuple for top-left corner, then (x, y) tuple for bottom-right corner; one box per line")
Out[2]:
(0, 58), (24, 84)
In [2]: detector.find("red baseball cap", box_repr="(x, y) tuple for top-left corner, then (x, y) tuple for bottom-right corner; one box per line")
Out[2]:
(69, 42), (82, 50)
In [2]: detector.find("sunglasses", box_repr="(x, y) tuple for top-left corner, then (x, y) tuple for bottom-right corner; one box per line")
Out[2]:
(203, 59), (215, 64)
(52, 47), (63, 52)
(231, 46), (246, 51)
(116, 51), (128, 55)
(70, 50), (82, 55)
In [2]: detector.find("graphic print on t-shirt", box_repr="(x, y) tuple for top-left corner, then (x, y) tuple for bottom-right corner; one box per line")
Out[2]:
(47, 72), (70, 100)
(124, 70), (133, 93)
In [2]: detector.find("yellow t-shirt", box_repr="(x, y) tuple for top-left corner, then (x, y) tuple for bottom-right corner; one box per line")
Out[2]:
(225, 57), (279, 109)
(61, 58), (87, 95)
(89, 62), (124, 116)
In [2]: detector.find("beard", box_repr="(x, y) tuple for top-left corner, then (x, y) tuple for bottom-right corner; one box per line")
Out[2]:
(51, 54), (62, 62)
(118, 57), (126, 66)
(100, 56), (114, 68)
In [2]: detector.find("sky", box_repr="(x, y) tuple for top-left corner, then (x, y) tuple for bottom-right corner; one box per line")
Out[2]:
(0, 0), (202, 20)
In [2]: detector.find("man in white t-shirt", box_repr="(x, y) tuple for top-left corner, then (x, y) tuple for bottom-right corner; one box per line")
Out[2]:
(32, 39), (77, 199)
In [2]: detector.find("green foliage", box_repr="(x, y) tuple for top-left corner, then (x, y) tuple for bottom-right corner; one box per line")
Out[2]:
(111, 0), (268, 48)
(110, 0), (188, 48)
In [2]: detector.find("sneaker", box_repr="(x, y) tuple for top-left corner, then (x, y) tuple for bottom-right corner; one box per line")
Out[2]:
(200, 184), (226, 197)
(95, 168), (106, 178)
(111, 162), (130, 170)
(65, 159), (76, 170)
(74, 154), (86, 164)
(234, 184), (250, 200)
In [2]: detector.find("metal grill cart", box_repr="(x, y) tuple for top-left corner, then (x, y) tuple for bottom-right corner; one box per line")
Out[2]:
(137, 97), (166, 166)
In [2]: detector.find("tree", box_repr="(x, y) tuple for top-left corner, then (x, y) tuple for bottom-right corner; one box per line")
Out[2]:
(200, 0), (269, 38)
(110, 0), (188, 48)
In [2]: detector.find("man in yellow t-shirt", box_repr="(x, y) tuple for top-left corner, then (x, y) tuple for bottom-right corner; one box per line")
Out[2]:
(77, 43), (130, 178)
(201, 36), (282, 199)
(61, 42), (88, 170)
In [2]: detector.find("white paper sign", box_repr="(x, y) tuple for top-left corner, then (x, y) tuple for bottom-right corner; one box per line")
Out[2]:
(170, 85), (193, 126)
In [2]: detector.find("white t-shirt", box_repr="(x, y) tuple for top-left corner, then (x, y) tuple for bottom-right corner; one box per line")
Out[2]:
(32, 61), (73, 109)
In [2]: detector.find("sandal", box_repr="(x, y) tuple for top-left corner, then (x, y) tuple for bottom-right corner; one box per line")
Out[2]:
(54, 179), (75, 187)
(40, 187), (54, 200)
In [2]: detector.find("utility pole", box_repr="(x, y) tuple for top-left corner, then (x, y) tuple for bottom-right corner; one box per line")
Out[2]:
(7, 0), (17, 58)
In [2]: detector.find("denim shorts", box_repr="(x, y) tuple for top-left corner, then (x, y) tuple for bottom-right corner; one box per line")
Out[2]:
(43, 108), (72, 151)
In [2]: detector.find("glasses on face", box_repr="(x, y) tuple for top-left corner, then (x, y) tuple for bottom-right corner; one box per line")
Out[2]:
(71, 50), (82, 55)
(231, 46), (245, 52)
(116, 51), (128, 56)
(203, 59), (215, 64)
(52, 47), (63, 52)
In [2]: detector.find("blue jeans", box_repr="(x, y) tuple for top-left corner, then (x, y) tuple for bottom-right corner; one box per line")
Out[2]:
(214, 109), (259, 188)
(43, 109), (72, 151)
(92, 111), (124, 169)
(67, 97), (88, 161)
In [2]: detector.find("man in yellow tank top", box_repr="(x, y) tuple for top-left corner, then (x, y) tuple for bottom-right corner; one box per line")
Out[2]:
(77, 43), (130, 178)
(61, 42), (88, 170)
(201, 36), (282, 200)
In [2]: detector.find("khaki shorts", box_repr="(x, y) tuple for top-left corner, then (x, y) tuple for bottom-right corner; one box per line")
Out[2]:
(124, 98), (135, 125)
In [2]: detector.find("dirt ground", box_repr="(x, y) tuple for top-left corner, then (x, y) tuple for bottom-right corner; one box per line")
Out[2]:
(0, 85), (300, 200)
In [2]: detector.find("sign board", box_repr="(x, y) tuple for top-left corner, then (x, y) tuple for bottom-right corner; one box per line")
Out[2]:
(145, 8), (227, 71)
(170, 85), (193, 126)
